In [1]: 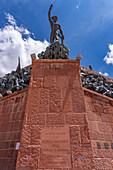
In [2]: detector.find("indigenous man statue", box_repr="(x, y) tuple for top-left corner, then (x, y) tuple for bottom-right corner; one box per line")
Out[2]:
(48, 4), (64, 44)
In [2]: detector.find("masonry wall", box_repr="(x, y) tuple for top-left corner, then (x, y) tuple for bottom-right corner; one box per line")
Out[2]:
(84, 88), (113, 170)
(1, 60), (113, 170)
(16, 59), (95, 170)
(0, 89), (28, 170)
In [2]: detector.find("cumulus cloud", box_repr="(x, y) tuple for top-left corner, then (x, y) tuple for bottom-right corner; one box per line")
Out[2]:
(0, 13), (49, 77)
(104, 44), (113, 65)
(5, 13), (16, 26)
(99, 72), (109, 77)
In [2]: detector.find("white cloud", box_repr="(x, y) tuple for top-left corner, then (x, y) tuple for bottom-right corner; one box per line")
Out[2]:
(99, 72), (109, 77)
(5, 13), (16, 26)
(0, 13), (49, 77)
(104, 44), (113, 65)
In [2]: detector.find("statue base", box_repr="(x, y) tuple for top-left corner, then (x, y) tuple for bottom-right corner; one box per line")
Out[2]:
(38, 41), (70, 59)
(16, 59), (95, 170)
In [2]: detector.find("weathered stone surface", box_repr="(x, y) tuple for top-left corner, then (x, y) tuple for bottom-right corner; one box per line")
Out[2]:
(38, 41), (69, 59)
(84, 88), (113, 170)
(16, 60), (95, 170)
(39, 126), (71, 169)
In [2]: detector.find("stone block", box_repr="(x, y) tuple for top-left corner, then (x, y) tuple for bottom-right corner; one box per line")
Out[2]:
(80, 125), (91, 144)
(101, 113), (108, 122)
(88, 121), (98, 131)
(44, 69), (56, 88)
(12, 121), (22, 131)
(56, 70), (69, 88)
(5, 132), (15, 141)
(71, 89), (86, 113)
(20, 125), (31, 145)
(2, 104), (13, 114)
(50, 88), (62, 113)
(65, 113), (87, 125)
(30, 126), (41, 145)
(39, 88), (50, 113)
(102, 158), (112, 170)
(46, 113), (65, 125)
(16, 146), (30, 169)
(98, 132), (106, 141)
(68, 72), (81, 89)
(98, 122), (107, 132)
(93, 103), (103, 113)
(27, 112), (46, 126)
(0, 124), (6, 132)
(107, 114), (113, 123)
(93, 148), (104, 158)
(14, 132), (21, 140)
(15, 96), (22, 103)
(94, 158), (104, 170)
(103, 149), (113, 158)
(7, 158), (17, 170)
(0, 159), (8, 170)
(26, 88), (40, 110)
(62, 88), (73, 113)
(13, 103), (22, 112)
(33, 65), (44, 78)
(70, 125), (81, 144)
(7, 150), (14, 158)
(105, 133), (113, 141)
(32, 78), (43, 88)
(71, 145), (94, 170)
(89, 131), (99, 140)
(29, 146), (40, 168)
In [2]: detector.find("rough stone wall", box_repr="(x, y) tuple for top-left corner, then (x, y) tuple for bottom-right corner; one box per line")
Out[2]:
(16, 59), (95, 170)
(0, 88), (28, 170)
(84, 88), (113, 170)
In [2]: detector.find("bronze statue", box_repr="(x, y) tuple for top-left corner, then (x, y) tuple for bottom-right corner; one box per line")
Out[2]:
(48, 4), (64, 44)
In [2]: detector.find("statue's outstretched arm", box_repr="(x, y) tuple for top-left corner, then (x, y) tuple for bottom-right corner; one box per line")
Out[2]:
(48, 4), (53, 24)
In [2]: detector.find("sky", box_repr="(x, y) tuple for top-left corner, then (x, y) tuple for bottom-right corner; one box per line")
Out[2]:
(0, 0), (113, 78)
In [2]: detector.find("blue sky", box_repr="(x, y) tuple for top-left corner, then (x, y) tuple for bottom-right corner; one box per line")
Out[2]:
(0, 0), (113, 78)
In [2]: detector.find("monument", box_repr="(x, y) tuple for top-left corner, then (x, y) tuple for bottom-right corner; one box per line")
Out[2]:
(15, 4), (95, 170)
(0, 4), (112, 170)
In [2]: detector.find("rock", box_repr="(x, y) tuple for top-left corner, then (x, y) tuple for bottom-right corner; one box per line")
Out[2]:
(0, 93), (3, 98)
(6, 90), (12, 95)
(104, 90), (113, 98)
(91, 78), (96, 83)
(80, 68), (113, 98)
(109, 84), (113, 88)
(38, 41), (69, 59)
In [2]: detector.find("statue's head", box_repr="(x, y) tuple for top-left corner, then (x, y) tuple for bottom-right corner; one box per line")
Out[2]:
(51, 16), (58, 22)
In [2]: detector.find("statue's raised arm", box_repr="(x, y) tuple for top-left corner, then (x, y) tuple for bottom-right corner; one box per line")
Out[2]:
(48, 4), (53, 24)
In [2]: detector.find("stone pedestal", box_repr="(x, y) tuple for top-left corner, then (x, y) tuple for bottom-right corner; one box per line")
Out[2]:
(16, 59), (95, 170)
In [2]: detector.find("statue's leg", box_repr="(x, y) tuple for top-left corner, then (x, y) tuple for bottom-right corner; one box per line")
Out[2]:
(61, 38), (63, 44)
(58, 33), (63, 44)
(56, 32), (59, 41)
(50, 33), (54, 43)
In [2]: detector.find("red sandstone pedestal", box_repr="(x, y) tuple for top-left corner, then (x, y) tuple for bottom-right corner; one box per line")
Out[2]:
(16, 59), (95, 170)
